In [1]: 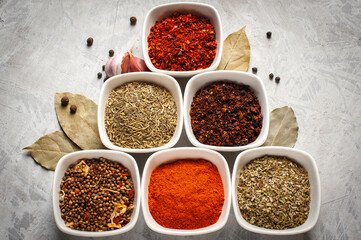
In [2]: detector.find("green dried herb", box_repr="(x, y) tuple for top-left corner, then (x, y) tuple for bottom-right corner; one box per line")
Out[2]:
(237, 155), (310, 229)
(104, 81), (177, 149)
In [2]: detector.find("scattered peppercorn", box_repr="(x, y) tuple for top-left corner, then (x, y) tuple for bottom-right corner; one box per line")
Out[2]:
(275, 76), (280, 83)
(130, 16), (137, 25)
(97, 72), (102, 79)
(252, 67), (258, 73)
(87, 37), (93, 47)
(269, 73), (274, 80)
(104, 76), (109, 82)
(109, 49), (114, 57)
(102, 65), (105, 71)
(61, 96), (69, 106)
(70, 105), (77, 113)
(266, 32), (272, 39)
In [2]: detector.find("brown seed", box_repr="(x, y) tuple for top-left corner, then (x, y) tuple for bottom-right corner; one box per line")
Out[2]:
(275, 76), (280, 83)
(97, 72), (102, 79)
(61, 96), (69, 106)
(269, 73), (274, 80)
(109, 49), (114, 57)
(252, 67), (258, 73)
(130, 16), (137, 25)
(70, 105), (77, 113)
(87, 37), (94, 47)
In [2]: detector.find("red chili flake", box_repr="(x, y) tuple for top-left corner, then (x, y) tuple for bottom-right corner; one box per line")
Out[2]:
(147, 11), (217, 71)
(74, 189), (80, 194)
(129, 190), (135, 199)
(118, 182), (122, 187)
(121, 173), (129, 176)
(190, 81), (263, 146)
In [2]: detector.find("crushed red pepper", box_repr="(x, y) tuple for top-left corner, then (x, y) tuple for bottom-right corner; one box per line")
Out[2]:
(147, 11), (217, 71)
(190, 81), (263, 146)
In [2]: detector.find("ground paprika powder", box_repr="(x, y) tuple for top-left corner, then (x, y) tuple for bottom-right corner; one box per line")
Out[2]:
(147, 11), (217, 71)
(148, 159), (224, 229)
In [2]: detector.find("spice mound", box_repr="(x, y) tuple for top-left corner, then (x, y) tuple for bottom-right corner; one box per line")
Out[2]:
(148, 159), (224, 229)
(190, 81), (262, 146)
(237, 155), (311, 230)
(147, 11), (217, 71)
(59, 158), (135, 231)
(105, 81), (177, 149)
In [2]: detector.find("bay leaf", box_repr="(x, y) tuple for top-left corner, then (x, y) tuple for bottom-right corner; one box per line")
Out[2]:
(23, 131), (80, 170)
(262, 106), (299, 147)
(55, 92), (105, 149)
(217, 26), (250, 71)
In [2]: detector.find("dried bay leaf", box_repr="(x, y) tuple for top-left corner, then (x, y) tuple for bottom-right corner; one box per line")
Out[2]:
(263, 106), (299, 147)
(217, 26), (250, 71)
(55, 92), (105, 149)
(23, 131), (80, 170)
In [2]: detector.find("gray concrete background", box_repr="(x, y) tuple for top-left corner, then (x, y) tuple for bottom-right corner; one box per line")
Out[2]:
(0, 0), (360, 239)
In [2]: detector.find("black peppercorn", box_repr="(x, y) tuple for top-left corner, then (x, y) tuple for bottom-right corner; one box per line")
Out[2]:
(109, 49), (114, 57)
(269, 73), (274, 80)
(130, 16), (137, 25)
(252, 67), (258, 73)
(70, 105), (77, 113)
(97, 72), (102, 79)
(61, 96), (69, 106)
(104, 76), (109, 82)
(266, 31), (272, 39)
(275, 76), (280, 83)
(87, 37), (93, 47)
(102, 65), (105, 71)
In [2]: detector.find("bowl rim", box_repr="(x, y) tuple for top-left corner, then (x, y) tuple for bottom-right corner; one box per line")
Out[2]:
(231, 146), (321, 235)
(52, 149), (141, 237)
(183, 70), (269, 152)
(142, 2), (223, 77)
(98, 72), (183, 153)
(141, 147), (231, 236)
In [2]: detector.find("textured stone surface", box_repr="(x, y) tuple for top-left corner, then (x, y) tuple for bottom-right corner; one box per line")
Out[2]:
(0, 0), (360, 239)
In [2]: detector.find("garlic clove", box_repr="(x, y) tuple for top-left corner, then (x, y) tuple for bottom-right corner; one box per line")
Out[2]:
(105, 53), (124, 77)
(128, 51), (150, 72)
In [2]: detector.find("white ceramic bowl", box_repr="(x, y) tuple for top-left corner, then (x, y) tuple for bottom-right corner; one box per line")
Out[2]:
(232, 147), (321, 235)
(184, 71), (269, 152)
(98, 72), (183, 153)
(141, 147), (231, 236)
(52, 150), (141, 237)
(142, 2), (223, 77)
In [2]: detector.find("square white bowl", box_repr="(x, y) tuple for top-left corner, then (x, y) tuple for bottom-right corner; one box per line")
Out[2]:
(184, 70), (269, 152)
(52, 150), (141, 237)
(232, 147), (321, 235)
(98, 72), (183, 153)
(142, 2), (223, 77)
(141, 147), (231, 236)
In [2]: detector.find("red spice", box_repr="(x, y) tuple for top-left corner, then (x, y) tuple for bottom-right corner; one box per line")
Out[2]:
(147, 11), (217, 71)
(190, 81), (263, 146)
(148, 159), (224, 229)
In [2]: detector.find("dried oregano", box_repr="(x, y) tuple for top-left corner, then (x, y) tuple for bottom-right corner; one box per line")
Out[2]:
(237, 155), (310, 229)
(104, 81), (177, 149)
